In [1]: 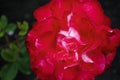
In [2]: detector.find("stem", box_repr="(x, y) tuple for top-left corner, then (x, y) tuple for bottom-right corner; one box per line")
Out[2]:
(5, 35), (9, 44)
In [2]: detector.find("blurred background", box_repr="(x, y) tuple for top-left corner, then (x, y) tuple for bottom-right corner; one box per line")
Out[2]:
(0, 0), (120, 80)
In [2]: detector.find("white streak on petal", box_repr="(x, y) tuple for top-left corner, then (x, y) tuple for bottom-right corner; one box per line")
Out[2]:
(74, 51), (78, 61)
(109, 30), (113, 33)
(64, 63), (79, 69)
(67, 13), (73, 27)
(69, 27), (80, 41)
(59, 30), (68, 37)
(35, 39), (40, 48)
(61, 41), (68, 51)
(81, 53), (93, 63)
(59, 27), (86, 45)
(59, 27), (80, 42)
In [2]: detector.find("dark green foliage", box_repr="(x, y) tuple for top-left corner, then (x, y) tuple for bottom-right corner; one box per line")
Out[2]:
(1, 44), (18, 62)
(0, 63), (18, 80)
(17, 21), (28, 36)
(0, 15), (32, 80)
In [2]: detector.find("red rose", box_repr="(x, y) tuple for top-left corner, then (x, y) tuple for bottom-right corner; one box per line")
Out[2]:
(26, 0), (120, 80)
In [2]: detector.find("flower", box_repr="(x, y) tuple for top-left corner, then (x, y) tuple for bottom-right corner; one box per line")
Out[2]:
(26, 0), (120, 80)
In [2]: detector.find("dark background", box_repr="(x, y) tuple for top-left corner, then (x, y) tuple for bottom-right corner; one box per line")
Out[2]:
(0, 0), (120, 80)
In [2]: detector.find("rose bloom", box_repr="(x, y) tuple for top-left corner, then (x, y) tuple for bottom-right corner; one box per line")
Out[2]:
(26, 0), (120, 80)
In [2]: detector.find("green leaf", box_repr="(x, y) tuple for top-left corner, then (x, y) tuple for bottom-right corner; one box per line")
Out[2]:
(18, 57), (31, 75)
(0, 15), (8, 29)
(5, 23), (16, 33)
(0, 31), (4, 38)
(19, 30), (27, 36)
(17, 21), (28, 36)
(0, 63), (18, 80)
(1, 44), (18, 62)
(20, 46), (28, 57)
(9, 43), (18, 53)
(17, 40), (31, 75)
(18, 43), (31, 74)
(19, 41), (28, 56)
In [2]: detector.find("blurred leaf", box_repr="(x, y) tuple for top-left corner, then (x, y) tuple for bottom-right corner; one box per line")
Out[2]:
(20, 41), (28, 56)
(0, 15), (8, 29)
(18, 57), (31, 75)
(19, 30), (27, 36)
(0, 63), (18, 80)
(17, 21), (28, 36)
(9, 43), (19, 53)
(5, 23), (16, 33)
(20, 46), (28, 57)
(1, 44), (19, 62)
(0, 15), (32, 79)
(0, 31), (4, 38)
(18, 40), (31, 75)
